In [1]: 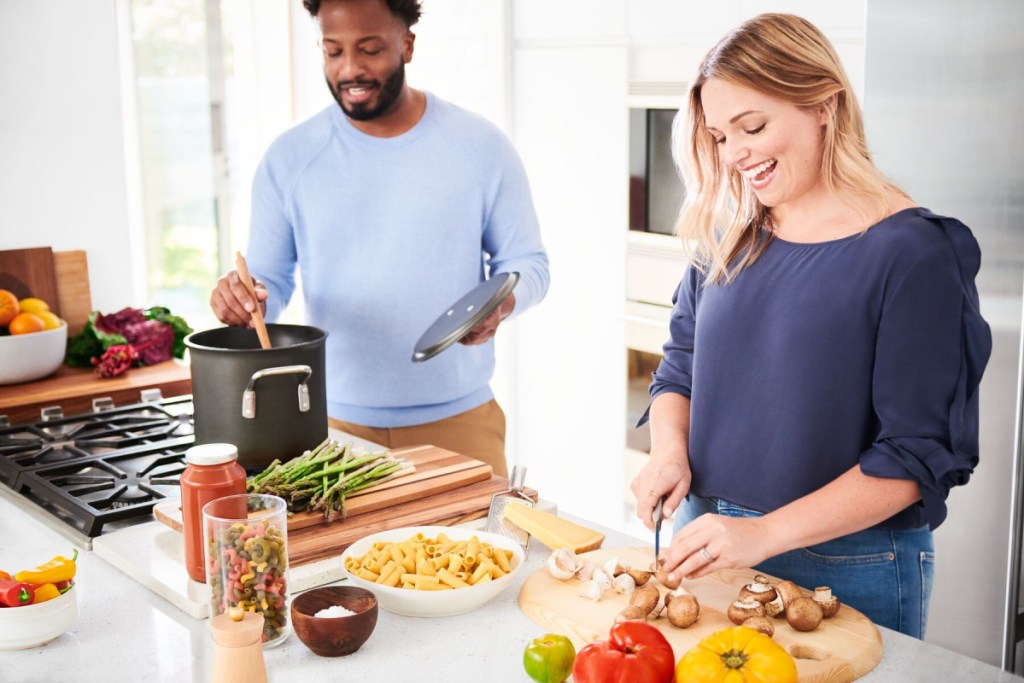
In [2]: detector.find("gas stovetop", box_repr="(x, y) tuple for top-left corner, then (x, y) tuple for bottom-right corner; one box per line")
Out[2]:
(0, 394), (194, 542)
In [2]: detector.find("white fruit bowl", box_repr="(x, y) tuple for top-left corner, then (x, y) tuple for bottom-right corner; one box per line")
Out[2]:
(340, 526), (525, 618)
(0, 322), (67, 385)
(0, 584), (78, 650)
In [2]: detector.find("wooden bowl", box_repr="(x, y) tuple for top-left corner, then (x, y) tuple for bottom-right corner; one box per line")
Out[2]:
(290, 586), (378, 657)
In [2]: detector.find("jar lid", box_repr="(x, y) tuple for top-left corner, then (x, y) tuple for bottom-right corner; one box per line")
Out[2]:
(186, 443), (239, 466)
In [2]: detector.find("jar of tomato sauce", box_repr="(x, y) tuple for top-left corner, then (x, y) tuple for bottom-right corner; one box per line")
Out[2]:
(181, 443), (247, 583)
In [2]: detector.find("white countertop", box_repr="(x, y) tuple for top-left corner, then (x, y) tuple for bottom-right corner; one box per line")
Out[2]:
(1, 494), (1022, 682)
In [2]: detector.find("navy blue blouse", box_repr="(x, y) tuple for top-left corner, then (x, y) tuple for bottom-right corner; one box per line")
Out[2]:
(649, 208), (992, 531)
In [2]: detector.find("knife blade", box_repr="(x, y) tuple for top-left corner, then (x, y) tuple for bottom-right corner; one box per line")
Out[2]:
(653, 496), (665, 564)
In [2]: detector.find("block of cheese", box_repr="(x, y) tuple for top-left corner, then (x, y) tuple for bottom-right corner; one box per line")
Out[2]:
(502, 502), (605, 553)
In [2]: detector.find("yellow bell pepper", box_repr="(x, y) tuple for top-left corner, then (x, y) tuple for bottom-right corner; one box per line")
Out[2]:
(15, 549), (78, 584)
(675, 626), (798, 683)
(32, 583), (61, 604)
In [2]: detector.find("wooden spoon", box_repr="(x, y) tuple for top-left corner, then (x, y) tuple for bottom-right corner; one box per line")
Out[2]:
(234, 251), (271, 350)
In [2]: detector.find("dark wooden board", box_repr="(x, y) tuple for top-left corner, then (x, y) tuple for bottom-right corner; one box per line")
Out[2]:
(0, 247), (61, 316)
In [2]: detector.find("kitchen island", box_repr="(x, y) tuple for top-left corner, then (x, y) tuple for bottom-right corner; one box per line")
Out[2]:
(0, 493), (1020, 683)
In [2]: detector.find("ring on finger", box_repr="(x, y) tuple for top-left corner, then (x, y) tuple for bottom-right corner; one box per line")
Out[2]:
(699, 546), (714, 564)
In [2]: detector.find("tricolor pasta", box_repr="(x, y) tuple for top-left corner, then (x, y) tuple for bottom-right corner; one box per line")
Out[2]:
(344, 532), (516, 591)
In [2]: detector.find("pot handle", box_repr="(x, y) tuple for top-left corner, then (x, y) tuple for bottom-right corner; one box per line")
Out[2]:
(241, 364), (313, 419)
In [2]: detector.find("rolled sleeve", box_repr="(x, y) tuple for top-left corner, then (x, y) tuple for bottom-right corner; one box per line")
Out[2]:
(859, 214), (991, 529)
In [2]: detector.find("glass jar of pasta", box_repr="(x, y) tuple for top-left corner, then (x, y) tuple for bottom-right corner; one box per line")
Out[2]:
(203, 493), (290, 647)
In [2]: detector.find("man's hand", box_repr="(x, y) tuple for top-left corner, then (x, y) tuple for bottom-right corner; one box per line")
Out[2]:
(460, 293), (516, 345)
(210, 270), (269, 327)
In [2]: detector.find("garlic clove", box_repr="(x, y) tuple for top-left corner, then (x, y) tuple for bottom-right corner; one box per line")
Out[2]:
(545, 547), (580, 581)
(577, 579), (603, 601)
(592, 566), (613, 592)
(577, 560), (598, 582)
(603, 556), (626, 577)
(612, 573), (636, 595)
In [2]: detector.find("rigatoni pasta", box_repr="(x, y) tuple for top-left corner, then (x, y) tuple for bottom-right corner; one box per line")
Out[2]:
(344, 532), (516, 591)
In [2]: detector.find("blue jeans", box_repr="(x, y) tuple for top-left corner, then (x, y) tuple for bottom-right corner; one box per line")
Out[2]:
(675, 494), (935, 638)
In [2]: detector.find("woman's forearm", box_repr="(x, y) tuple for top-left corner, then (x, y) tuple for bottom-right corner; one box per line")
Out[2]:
(760, 465), (922, 556)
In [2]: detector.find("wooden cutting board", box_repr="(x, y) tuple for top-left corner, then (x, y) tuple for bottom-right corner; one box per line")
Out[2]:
(0, 360), (192, 424)
(519, 546), (883, 682)
(153, 444), (536, 567)
(0, 247), (61, 315)
(53, 250), (92, 335)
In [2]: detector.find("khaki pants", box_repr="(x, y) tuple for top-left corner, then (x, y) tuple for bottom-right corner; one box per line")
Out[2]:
(329, 399), (508, 477)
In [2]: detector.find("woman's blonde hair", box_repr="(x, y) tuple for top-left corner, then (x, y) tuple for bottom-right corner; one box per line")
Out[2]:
(675, 13), (906, 282)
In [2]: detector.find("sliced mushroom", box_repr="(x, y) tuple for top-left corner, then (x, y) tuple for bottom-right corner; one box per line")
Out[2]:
(813, 586), (841, 618)
(786, 596), (824, 632)
(651, 558), (681, 590)
(625, 568), (653, 586)
(727, 597), (766, 626)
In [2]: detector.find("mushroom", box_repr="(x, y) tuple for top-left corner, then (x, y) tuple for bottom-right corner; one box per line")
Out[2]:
(727, 597), (766, 626)
(625, 568), (653, 586)
(650, 558), (681, 590)
(546, 547), (580, 581)
(665, 588), (700, 628)
(742, 616), (775, 638)
(786, 596), (824, 632)
(577, 579), (603, 602)
(768, 580), (803, 618)
(612, 573), (636, 595)
(739, 578), (777, 605)
(813, 586), (841, 618)
(629, 583), (661, 616)
(615, 606), (649, 623)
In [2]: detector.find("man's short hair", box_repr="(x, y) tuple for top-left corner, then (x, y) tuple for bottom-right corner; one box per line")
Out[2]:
(303, 0), (422, 29)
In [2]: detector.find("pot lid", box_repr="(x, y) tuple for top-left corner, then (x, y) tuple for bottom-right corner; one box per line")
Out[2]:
(412, 271), (519, 363)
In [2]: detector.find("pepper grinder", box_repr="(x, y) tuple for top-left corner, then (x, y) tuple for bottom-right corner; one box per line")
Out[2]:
(211, 610), (268, 683)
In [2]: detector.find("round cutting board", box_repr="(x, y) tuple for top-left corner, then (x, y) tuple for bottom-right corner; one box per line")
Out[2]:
(518, 546), (883, 682)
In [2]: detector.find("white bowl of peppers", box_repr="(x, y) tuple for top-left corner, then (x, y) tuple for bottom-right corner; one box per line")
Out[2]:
(0, 549), (78, 650)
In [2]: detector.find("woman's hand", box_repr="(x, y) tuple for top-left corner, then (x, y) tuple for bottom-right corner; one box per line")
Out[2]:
(630, 452), (691, 532)
(661, 513), (779, 582)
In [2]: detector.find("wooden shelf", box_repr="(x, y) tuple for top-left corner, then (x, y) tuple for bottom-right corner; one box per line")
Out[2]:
(0, 360), (192, 425)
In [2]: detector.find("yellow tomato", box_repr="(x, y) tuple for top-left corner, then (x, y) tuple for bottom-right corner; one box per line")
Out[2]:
(675, 626), (798, 683)
(36, 311), (64, 330)
(18, 297), (50, 315)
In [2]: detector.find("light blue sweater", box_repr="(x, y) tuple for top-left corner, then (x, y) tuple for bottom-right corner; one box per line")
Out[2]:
(246, 92), (549, 427)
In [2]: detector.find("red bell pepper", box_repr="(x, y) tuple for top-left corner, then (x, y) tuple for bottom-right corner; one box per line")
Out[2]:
(573, 621), (675, 683)
(0, 578), (36, 607)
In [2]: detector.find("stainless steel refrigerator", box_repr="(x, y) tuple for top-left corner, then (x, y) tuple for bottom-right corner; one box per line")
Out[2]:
(864, 0), (1024, 669)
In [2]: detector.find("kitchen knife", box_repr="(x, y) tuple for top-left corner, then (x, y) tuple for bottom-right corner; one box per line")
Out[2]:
(653, 496), (664, 564)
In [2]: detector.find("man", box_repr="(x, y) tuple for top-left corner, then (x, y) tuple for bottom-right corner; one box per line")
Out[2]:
(210, 0), (549, 477)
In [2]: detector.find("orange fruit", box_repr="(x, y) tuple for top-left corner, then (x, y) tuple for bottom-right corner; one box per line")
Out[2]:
(36, 311), (64, 330)
(0, 289), (18, 327)
(18, 297), (50, 315)
(8, 312), (46, 335)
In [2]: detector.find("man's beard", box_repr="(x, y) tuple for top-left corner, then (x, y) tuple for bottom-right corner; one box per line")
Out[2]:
(328, 60), (406, 121)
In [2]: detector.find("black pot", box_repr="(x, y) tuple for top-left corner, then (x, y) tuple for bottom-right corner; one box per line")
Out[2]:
(185, 324), (328, 472)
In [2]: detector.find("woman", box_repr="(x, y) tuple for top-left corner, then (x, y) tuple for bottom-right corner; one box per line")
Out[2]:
(630, 13), (992, 638)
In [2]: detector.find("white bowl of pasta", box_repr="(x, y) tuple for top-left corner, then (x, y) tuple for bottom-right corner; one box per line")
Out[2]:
(340, 525), (525, 617)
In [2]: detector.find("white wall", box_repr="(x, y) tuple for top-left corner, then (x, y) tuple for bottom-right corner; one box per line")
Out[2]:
(0, 0), (136, 312)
